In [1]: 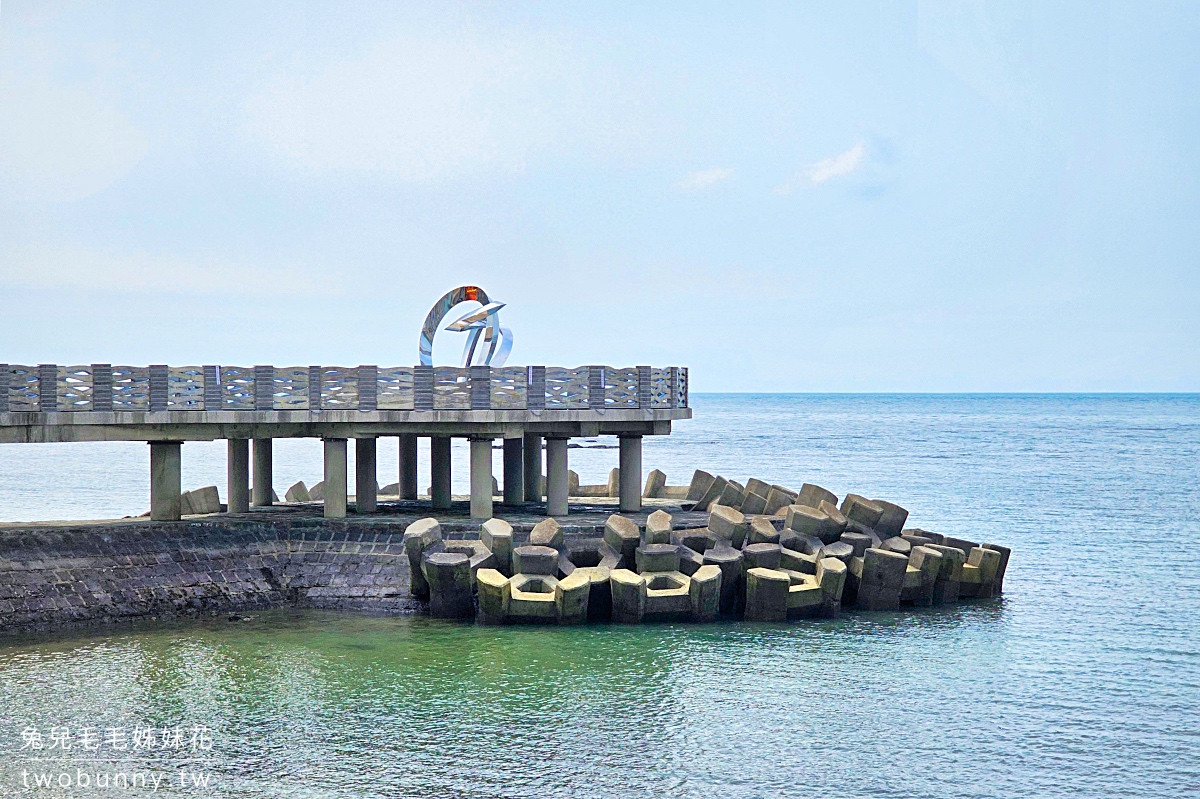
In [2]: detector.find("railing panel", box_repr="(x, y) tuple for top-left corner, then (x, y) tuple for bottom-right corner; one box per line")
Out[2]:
(58, 365), (94, 411)
(432, 367), (471, 410)
(490, 367), (527, 409)
(219, 366), (255, 410)
(377, 367), (414, 410)
(320, 367), (358, 409)
(168, 367), (205, 410)
(544, 367), (589, 409)
(603, 367), (639, 408)
(112, 366), (150, 411)
(677, 367), (688, 408)
(272, 367), (310, 410)
(8, 365), (39, 411)
(651, 368), (673, 408)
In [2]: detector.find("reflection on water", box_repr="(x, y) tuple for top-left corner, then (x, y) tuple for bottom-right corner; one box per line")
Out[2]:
(2, 395), (1200, 797)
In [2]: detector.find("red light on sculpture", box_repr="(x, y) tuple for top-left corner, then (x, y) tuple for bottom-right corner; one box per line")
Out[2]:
(464, 286), (478, 301)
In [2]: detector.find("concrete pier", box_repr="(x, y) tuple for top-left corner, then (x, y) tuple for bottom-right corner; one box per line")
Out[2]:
(149, 441), (181, 521)
(323, 438), (348, 518)
(546, 437), (569, 517)
(227, 438), (249, 514)
(430, 437), (452, 510)
(619, 435), (643, 513)
(523, 434), (542, 502)
(398, 434), (418, 500)
(355, 437), (377, 513)
(470, 437), (494, 520)
(252, 438), (273, 507)
(503, 437), (523, 506)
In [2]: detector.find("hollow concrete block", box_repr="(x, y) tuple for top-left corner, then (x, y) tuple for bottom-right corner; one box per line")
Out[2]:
(689, 564), (722, 622)
(636, 543), (681, 574)
(703, 545), (743, 616)
(403, 517), (442, 599)
(530, 517), (565, 550)
(780, 547), (818, 575)
(745, 567), (790, 622)
(555, 570), (591, 624)
(747, 517), (781, 545)
(676, 530), (719, 553)
(743, 543), (782, 571)
(798, 483), (838, 510)
(780, 530), (823, 556)
(603, 514), (642, 568)
(422, 552), (473, 619)
(476, 568), (510, 624)
(709, 503), (746, 540)
(645, 509), (673, 545)
(643, 571), (692, 619)
(677, 545), (704, 576)
(610, 569), (646, 623)
(508, 574), (560, 622)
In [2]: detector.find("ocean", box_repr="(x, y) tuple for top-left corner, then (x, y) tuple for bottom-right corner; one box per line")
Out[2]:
(1, 394), (1197, 797)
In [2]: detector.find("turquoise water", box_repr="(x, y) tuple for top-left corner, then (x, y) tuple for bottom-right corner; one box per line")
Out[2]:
(2, 394), (1199, 797)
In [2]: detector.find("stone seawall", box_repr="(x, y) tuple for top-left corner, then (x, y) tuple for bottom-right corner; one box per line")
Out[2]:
(0, 513), (665, 635)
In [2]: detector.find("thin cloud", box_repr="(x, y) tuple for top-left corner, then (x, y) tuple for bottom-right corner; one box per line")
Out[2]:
(679, 167), (734, 191)
(775, 141), (867, 194)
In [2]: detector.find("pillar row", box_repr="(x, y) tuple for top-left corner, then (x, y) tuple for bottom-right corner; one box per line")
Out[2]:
(619, 435), (643, 513)
(545, 437), (569, 517)
(323, 438), (348, 519)
(470, 437), (494, 520)
(356, 437), (377, 514)
(149, 441), (182, 522)
(252, 438), (273, 507)
(430, 436), (452, 510)
(227, 439), (249, 514)
(398, 434), (418, 500)
(502, 437), (523, 506)
(523, 433), (543, 502)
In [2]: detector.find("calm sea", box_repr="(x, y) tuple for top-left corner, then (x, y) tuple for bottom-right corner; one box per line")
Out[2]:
(1, 394), (1198, 797)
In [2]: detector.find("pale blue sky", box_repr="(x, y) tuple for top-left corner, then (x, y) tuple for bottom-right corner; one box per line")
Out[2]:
(1, 1), (1197, 391)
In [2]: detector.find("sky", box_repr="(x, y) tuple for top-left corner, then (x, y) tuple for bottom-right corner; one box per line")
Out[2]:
(1, 0), (1198, 392)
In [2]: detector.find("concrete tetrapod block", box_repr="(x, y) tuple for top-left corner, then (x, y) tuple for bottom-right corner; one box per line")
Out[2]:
(925, 544), (965, 603)
(643, 469), (667, 499)
(817, 501), (849, 542)
(675, 530), (719, 553)
(179, 491), (195, 517)
(942, 536), (981, 559)
(643, 571), (693, 620)
(798, 483), (838, 510)
(816, 557), (848, 618)
(645, 509), (673, 545)
(871, 499), (910, 538)
(905, 528), (945, 545)
(901, 533), (934, 547)
(981, 542), (1011, 595)
(686, 470), (716, 502)
(714, 481), (745, 511)
(310, 481), (324, 501)
(285, 481), (311, 503)
(530, 517), (565, 550)
(902, 545), (943, 606)
(512, 545), (560, 576)
(739, 492), (768, 515)
(708, 505), (746, 542)
(568, 470), (581, 496)
(403, 518), (443, 599)
(747, 517), (781, 545)
(780, 547), (819, 575)
(689, 564), (722, 622)
(636, 543), (682, 574)
(703, 545), (744, 616)
(554, 571), (591, 624)
(784, 504), (826, 537)
(851, 548), (910, 611)
(960, 546), (1002, 598)
(695, 476), (728, 512)
(744, 477), (770, 498)
(380, 482), (400, 496)
(821, 541), (854, 567)
(783, 571), (823, 619)
(881, 537), (912, 555)
(743, 543), (783, 571)
(677, 545), (705, 577)
(480, 518), (515, 577)
(610, 569), (646, 623)
(840, 494), (884, 529)
(422, 552), (474, 619)
(508, 574), (560, 623)
(187, 486), (222, 515)
(840, 531), (873, 558)
(606, 468), (620, 498)
(443, 540), (497, 583)
(780, 529), (823, 556)
(603, 515), (642, 568)
(476, 568), (510, 624)
(745, 568), (790, 622)
(763, 486), (799, 516)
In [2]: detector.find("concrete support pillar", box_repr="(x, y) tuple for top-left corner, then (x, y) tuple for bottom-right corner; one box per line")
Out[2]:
(252, 438), (273, 507)
(545, 437), (569, 517)
(227, 438), (249, 514)
(430, 436), (452, 510)
(355, 437), (377, 514)
(150, 441), (182, 521)
(503, 437), (524, 505)
(398, 434), (418, 500)
(523, 434), (542, 502)
(323, 438), (348, 519)
(619, 435), (643, 513)
(470, 437), (495, 520)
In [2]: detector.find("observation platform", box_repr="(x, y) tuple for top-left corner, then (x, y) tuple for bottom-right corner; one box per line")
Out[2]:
(0, 363), (690, 523)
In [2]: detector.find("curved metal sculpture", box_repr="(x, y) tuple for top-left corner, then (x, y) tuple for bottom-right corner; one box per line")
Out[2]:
(418, 286), (514, 367)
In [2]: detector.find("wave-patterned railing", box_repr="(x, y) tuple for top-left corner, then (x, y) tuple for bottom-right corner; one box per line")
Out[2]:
(0, 365), (688, 413)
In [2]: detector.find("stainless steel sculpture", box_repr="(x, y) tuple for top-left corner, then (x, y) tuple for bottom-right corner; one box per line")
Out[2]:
(418, 286), (514, 367)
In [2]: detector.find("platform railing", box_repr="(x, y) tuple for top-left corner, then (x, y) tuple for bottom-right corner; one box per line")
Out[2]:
(0, 364), (688, 414)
